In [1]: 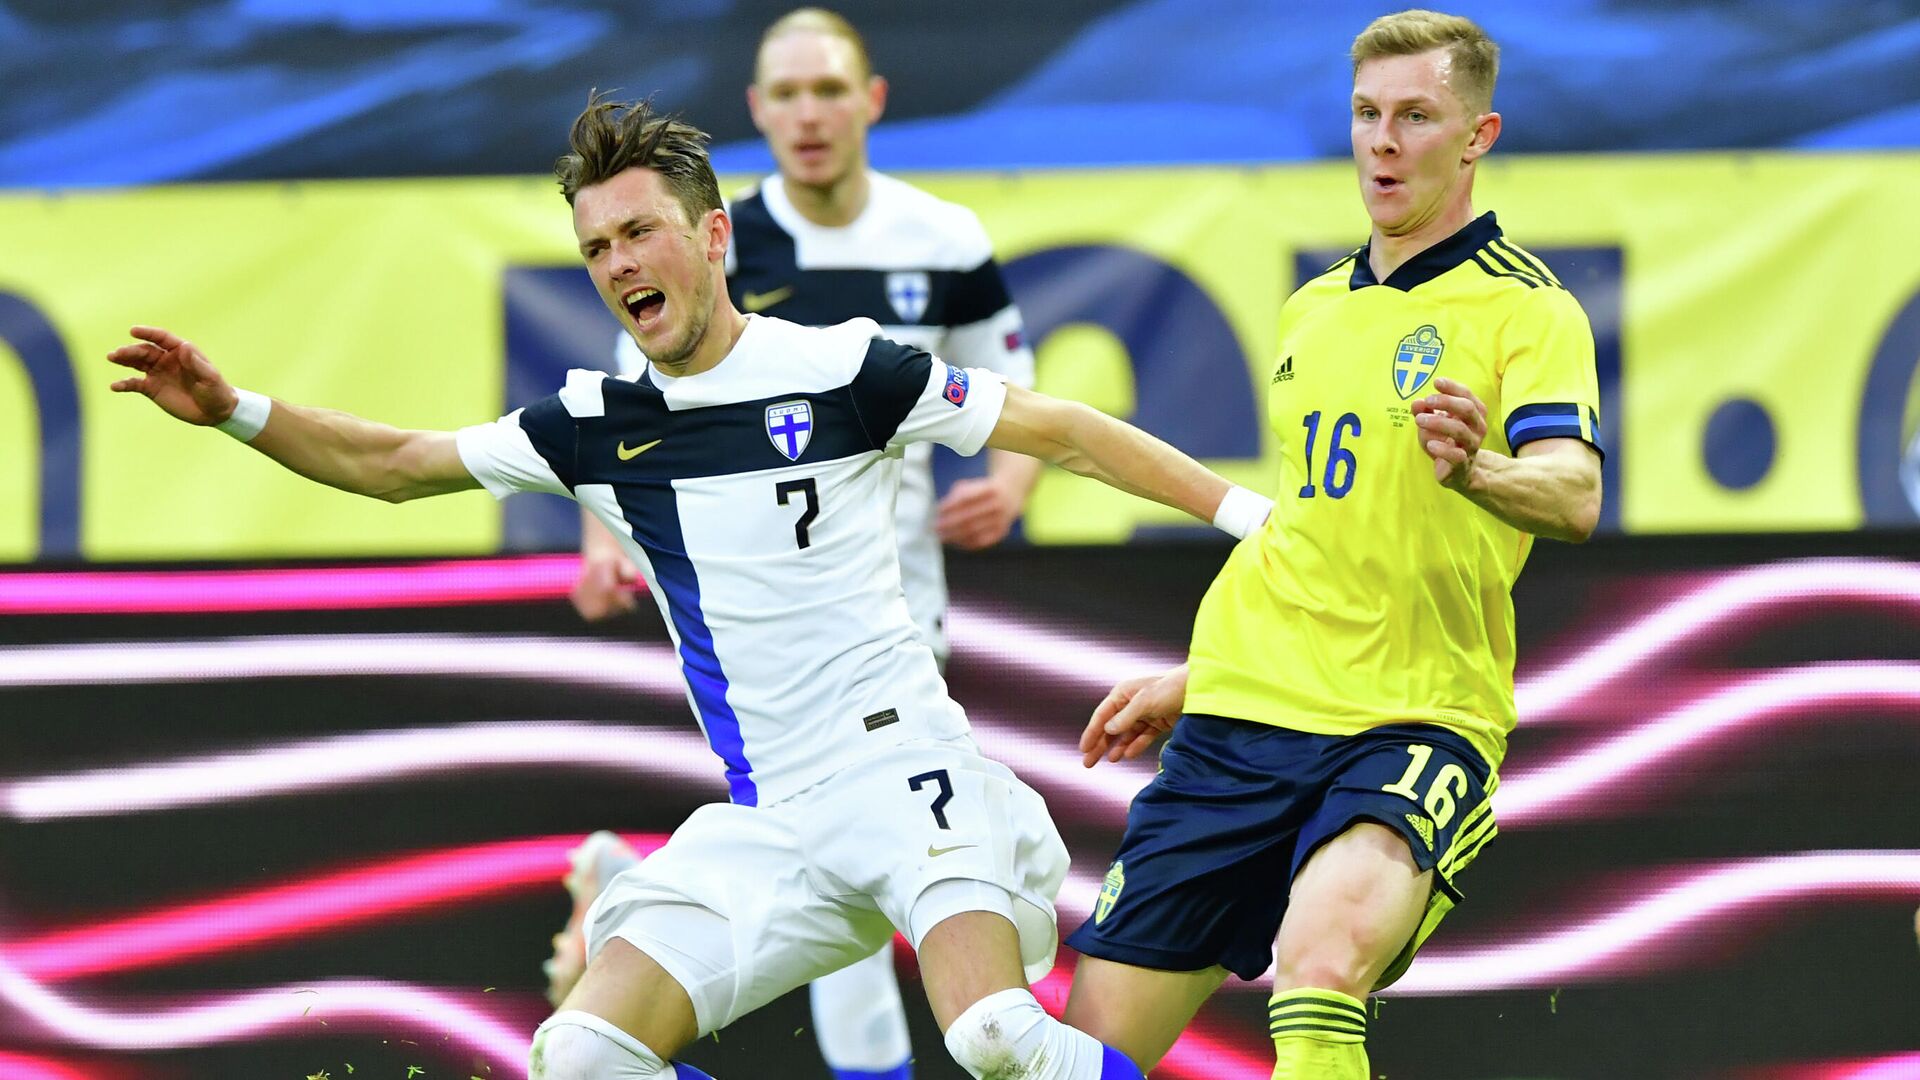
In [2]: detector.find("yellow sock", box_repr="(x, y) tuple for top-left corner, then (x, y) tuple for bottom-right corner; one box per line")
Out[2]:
(1268, 987), (1368, 1080)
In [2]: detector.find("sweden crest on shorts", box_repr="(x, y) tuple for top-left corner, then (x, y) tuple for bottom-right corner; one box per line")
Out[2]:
(1093, 860), (1125, 925)
(886, 271), (931, 323)
(766, 400), (813, 461)
(1393, 324), (1445, 399)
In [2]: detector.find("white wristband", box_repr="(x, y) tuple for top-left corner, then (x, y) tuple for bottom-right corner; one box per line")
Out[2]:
(1212, 484), (1274, 540)
(215, 388), (272, 442)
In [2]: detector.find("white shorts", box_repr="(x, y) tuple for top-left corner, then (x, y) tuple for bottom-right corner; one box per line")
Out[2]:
(580, 738), (1068, 1034)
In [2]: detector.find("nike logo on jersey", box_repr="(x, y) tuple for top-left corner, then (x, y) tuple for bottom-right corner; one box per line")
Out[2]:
(927, 843), (977, 858)
(616, 438), (662, 460)
(742, 285), (794, 312)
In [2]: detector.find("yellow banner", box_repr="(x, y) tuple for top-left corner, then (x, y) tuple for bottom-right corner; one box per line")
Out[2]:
(3, 154), (1918, 561)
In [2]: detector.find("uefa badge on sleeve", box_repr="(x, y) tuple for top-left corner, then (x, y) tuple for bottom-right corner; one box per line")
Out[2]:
(766, 400), (814, 461)
(942, 367), (970, 408)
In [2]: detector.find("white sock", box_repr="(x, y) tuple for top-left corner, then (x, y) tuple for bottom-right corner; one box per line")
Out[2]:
(530, 1010), (673, 1079)
(943, 987), (1123, 1079)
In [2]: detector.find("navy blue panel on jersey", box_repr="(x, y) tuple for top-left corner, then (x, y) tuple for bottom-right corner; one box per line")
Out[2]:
(849, 340), (935, 447)
(569, 374), (892, 490)
(727, 190), (1004, 330)
(611, 479), (756, 806)
(517, 394), (582, 490)
(1066, 716), (1491, 981)
(726, 191), (795, 277)
(943, 258), (1015, 326)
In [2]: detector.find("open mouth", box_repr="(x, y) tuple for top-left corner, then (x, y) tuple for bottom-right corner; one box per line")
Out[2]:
(1373, 174), (1402, 194)
(622, 287), (665, 328)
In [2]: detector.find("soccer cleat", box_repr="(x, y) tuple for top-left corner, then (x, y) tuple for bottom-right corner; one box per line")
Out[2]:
(542, 830), (642, 1006)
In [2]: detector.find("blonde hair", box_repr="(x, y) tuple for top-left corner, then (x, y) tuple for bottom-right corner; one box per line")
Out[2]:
(757, 7), (873, 82)
(1351, 10), (1499, 113)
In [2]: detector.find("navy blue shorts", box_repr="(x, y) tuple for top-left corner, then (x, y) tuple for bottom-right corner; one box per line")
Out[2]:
(1066, 715), (1496, 984)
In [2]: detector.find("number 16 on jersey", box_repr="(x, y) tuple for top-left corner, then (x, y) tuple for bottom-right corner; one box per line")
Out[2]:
(1298, 411), (1361, 499)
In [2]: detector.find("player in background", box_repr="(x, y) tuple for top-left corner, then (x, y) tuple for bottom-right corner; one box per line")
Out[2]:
(561, 12), (1039, 1077)
(108, 96), (1274, 1080)
(1062, 11), (1603, 1078)
(575, 6), (1037, 645)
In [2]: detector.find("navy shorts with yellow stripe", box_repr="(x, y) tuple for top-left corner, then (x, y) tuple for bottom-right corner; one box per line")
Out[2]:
(1066, 714), (1497, 986)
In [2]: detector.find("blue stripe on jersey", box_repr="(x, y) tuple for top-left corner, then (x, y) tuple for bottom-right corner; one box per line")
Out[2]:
(614, 479), (757, 806)
(728, 190), (1013, 327)
(1101, 1044), (1147, 1079)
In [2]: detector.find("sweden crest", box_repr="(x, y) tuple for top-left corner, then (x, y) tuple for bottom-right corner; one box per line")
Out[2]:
(1093, 860), (1125, 925)
(1392, 324), (1444, 399)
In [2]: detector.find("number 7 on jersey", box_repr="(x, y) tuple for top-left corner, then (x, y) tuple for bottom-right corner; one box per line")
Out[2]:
(775, 477), (819, 549)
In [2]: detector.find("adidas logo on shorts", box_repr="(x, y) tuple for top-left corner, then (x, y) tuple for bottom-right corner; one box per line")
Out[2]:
(1404, 812), (1435, 851)
(1271, 356), (1295, 383)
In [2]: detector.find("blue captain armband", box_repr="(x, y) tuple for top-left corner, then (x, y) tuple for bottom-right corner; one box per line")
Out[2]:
(1504, 402), (1604, 458)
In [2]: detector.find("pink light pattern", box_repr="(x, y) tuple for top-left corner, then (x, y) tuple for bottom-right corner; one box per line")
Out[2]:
(1514, 558), (1920, 722)
(1390, 851), (1920, 995)
(0, 1050), (101, 1080)
(3, 723), (723, 821)
(0, 556), (585, 614)
(8, 835), (661, 981)
(4, 836), (1254, 1079)
(1496, 662), (1920, 825)
(0, 635), (686, 693)
(0, 952), (532, 1071)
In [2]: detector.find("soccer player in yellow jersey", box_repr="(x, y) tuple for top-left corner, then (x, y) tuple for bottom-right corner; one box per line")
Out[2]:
(1060, 10), (1604, 1079)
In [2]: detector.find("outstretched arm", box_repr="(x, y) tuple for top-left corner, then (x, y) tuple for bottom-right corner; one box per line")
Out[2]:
(108, 325), (478, 503)
(984, 385), (1270, 536)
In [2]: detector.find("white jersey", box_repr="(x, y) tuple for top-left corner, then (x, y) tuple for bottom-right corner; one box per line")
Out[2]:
(616, 171), (1034, 658)
(462, 315), (1009, 806)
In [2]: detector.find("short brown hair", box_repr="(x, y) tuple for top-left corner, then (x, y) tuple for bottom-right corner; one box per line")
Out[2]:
(756, 7), (873, 82)
(1351, 10), (1499, 113)
(554, 94), (724, 225)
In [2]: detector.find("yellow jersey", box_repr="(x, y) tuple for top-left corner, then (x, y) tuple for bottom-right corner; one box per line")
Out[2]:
(1184, 213), (1601, 769)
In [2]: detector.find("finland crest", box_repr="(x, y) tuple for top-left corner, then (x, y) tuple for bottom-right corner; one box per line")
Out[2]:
(1093, 860), (1125, 925)
(1392, 324), (1444, 399)
(885, 271), (931, 323)
(766, 400), (814, 461)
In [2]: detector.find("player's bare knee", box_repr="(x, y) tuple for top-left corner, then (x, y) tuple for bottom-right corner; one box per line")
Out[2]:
(1273, 945), (1372, 1000)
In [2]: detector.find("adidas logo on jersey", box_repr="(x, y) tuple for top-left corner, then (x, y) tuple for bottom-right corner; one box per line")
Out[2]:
(1404, 812), (1435, 851)
(1271, 356), (1295, 383)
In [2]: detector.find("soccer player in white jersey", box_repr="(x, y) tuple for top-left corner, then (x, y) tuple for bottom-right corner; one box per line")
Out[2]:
(107, 97), (1275, 1080)
(562, 12), (1039, 1077)
(577, 9), (1040, 645)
